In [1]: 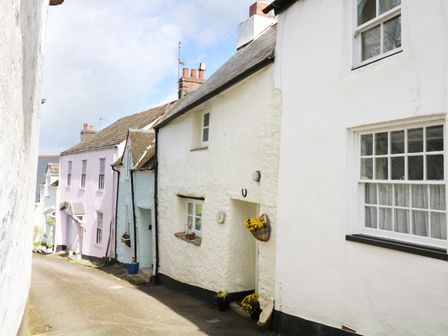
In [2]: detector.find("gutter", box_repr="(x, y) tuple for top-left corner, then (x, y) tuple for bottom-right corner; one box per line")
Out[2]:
(155, 53), (275, 129)
(152, 128), (161, 285)
(130, 170), (138, 262)
(111, 164), (121, 260)
(263, 0), (298, 15)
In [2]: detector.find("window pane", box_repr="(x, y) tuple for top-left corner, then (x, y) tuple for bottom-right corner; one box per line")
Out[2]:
(379, 207), (393, 231)
(365, 206), (377, 228)
(195, 203), (202, 217)
(427, 155), (444, 180)
(203, 113), (210, 127)
(362, 25), (381, 61)
(375, 132), (388, 155)
(202, 128), (209, 142)
(394, 209), (410, 233)
(412, 185), (428, 209)
(408, 156), (423, 180)
(195, 217), (202, 231)
(379, 184), (392, 205)
(394, 184), (409, 207)
(358, 0), (376, 25)
(361, 134), (373, 156)
(408, 128), (423, 153)
(361, 158), (373, 180)
(365, 183), (377, 204)
(391, 131), (404, 154)
(430, 185), (446, 210)
(412, 211), (428, 237)
(391, 157), (405, 180)
(375, 158), (388, 180)
(380, 0), (400, 14)
(187, 203), (193, 215)
(426, 125), (443, 152)
(187, 215), (193, 228)
(431, 213), (447, 240)
(383, 16), (401, 53)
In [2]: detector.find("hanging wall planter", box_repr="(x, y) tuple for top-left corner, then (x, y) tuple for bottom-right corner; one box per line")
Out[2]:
(121, 232), (131, 247)
(244, 214), (270, 242)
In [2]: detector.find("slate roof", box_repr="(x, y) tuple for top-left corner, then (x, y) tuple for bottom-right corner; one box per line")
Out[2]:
(114, 129), (156, 171)
(61, 102), (175, 156)
(263, 0), (298, 15)
(155, 24), (277, 129)
(46, 163), (59, 176)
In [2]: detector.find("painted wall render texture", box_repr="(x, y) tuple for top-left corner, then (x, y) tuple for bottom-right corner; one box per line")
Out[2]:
(274, 1), (448, 335)
(158, 65), (281, 307)
(0, 0), (49, 334)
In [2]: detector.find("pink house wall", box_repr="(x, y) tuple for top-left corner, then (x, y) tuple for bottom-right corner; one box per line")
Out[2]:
(56, 147), (117, 258)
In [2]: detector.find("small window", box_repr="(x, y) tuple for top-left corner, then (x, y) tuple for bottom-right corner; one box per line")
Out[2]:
(186, 200), (203, 236)
(81, 160), (87, 188)
(96, 212), (103, 245)
(98, 158), (105, 190)
(354, 0), (401, 66)
(201, 112), (210, 145)
(358, 123), (446, 248)
(67, 161), (72, 187)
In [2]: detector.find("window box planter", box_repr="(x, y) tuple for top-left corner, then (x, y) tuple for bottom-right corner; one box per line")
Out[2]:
(185, 232), (196, 240)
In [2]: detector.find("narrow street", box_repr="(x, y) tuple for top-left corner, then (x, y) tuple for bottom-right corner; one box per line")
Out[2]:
(29, 254), (270, 336)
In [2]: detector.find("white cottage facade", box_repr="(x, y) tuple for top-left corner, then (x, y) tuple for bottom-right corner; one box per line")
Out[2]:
(155, 24), (281, 307)
(268, 0), (448, 335)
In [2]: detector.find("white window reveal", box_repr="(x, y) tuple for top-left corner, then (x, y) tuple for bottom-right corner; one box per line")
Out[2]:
(201, 112), (210, 146)
(98, 158), (105, 190)
(81, 160), (87, 188)
(186, 200), (203, 236)
(67, 161), (72, 187)
(96, 212), (103, 245)
(354, 0), (401, 65)
(359, 124), (446, 248)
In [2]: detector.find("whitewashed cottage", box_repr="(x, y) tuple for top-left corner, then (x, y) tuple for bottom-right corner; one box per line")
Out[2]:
(154, 2), (281, 309)
(265, 0), (448, 335)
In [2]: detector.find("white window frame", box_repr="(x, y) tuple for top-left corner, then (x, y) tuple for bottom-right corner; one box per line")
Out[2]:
(96, 211), (103, 246)
(186, 200), (203, 236)
(67, 161), (72, 187)
(201, 111), (210, 146)
(80, 160), (87, 188)
(353, 0), (402, 67)
(353, 119), (447, 250)
(98, 158), (105, 190)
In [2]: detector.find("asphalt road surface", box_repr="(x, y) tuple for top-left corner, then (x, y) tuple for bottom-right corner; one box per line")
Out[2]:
(28, 254), (270, 335)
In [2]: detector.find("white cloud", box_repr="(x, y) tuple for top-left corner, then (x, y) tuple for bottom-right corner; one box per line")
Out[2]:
(39, 0), (255, 153)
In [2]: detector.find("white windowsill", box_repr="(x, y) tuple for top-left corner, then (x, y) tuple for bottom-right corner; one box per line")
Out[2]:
(190, 146), (208, 152)
(353, 48), (402, 70)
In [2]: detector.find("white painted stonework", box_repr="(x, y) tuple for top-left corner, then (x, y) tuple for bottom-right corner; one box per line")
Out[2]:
(0, 0), (49, 334)
(274, 1), (448, 335)
(157, 65), (281, 307)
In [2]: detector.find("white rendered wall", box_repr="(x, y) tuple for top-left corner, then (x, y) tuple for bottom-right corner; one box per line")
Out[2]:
(158, 65), (282, 306)
(274, 1), (448, 335)
(0, 0), (49, 334)
(56, 148), (116, 258)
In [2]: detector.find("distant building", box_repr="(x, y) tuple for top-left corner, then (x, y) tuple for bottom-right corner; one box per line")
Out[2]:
(35, 155), (59, 202)
(0, 0), (63, 335)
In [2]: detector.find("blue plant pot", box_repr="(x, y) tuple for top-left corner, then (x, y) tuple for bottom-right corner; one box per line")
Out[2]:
(127, 262), (139, 275)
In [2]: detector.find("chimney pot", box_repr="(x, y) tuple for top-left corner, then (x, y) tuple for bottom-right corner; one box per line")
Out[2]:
(182, 68), (189, 77)
(199, 69), (205, 79)
(191, 69), (197, 78)
(80, 123), (97, 142)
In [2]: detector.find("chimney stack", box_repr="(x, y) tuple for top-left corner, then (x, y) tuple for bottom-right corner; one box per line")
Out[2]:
(237, 1), (275, 50)
(80, 123), (96, 143)
(178, 63), (206, 99)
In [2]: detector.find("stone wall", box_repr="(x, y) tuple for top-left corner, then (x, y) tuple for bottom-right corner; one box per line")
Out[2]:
(0, 0), (49, 334)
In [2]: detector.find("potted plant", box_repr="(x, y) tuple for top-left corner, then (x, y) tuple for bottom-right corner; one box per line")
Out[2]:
(241, 293), (261, 321)
(127, 256), (139, 275)
(244, 214), (271, 242)
(216, 291), (230, 311)
(185, 228), (196, 240)
(121, 232), (131, 247)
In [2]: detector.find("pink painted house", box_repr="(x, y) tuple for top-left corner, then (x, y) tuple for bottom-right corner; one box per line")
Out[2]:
(56, 102), (174, 259)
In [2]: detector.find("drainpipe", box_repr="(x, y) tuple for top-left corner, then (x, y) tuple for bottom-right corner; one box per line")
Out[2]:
(130, 170), (138, 262)
(152, 128), (160, 285)
(111, 165), (120, 261)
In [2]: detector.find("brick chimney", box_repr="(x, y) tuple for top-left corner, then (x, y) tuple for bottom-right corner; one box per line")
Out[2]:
(80, 123), (96, 143)
(178, 63), (206, 98)
(237, 1), (275, 50)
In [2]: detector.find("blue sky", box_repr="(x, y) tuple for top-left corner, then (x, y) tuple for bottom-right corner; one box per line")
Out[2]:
(39, 0), (256, 154)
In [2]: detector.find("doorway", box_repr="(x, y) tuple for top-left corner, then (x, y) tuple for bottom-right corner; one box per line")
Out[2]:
(137, 207), (153, 269)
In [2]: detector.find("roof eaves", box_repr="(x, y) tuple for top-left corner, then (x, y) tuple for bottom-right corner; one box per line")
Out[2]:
(263, 0), (298, 15)
(61, 144), (116, 157)
(155, 53), (275, 129)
